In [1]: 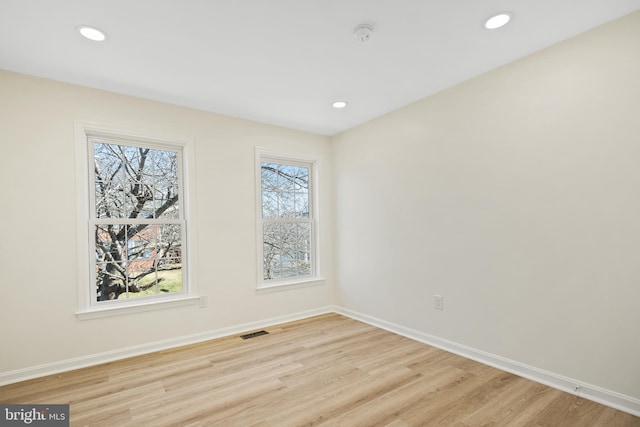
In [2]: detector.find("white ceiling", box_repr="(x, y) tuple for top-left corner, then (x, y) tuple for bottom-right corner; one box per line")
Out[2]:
(1, 1), (639, 135)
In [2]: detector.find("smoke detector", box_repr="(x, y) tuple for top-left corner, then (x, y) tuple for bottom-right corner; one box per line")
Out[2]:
(353, 24), (373, 42)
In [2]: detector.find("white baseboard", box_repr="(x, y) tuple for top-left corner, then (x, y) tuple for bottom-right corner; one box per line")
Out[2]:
(2, 305), (638, 418)
(334, 306), (640, 417)
(0, 306), (334, 387)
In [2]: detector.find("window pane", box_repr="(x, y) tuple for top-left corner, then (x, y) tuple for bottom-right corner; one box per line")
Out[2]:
(261, 163), (278, 190)
(261, 162), (310, 219)
(94, 223), (182, 301)
(94, 143), (123, 183)
(123, 145), (143, 182)
(276, 164), (293, 192)
(153, 149), (179, 187)
(296, 223), (312, 276)
(156, 185), (179, 219)
(262, 191), (278, 219)
(157, 257), (183, 294)
(93, 143), (180, 219)
(111, 146), (180, 220)
(263, 222), (312, 281)
(131, 269), (158, 297)
(263, 223), (281, 280)
(127, 225), (156, 265)
(95, 224), (125, 263)
(95, 224), (128, 300)
(96, 262), (127, 301)
(294, 193), (309, 218)
(293, 165), (309, 193)
(279, 191), (295, 218)
(157, 224), (182, 259)
(153, 149), (180, 219)
(128, 259), (183, 298)
(125, 181), (155, 219)
(95, 181), (125, 218)
(261, 163), (278, 218)
(126, 264), (153, 298)
(280, 223), (301, 278)
(94, 143), (126, 218)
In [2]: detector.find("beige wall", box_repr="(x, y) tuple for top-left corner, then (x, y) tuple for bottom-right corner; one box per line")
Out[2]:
(0, 70), (334, 374)
(332, 11), (640, 399)
(1, 9), (639, 406)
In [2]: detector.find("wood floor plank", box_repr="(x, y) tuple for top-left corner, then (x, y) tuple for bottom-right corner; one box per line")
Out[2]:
(456, 377), (551, 426)
(0, 313), (637, 426)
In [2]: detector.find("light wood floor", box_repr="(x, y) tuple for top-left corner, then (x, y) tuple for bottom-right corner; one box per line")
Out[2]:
(1, 313), (638, 426)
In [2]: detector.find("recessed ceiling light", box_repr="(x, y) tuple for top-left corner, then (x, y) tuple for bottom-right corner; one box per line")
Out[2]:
(484, 13), (511, 30)
(332, 101), (348, 109)
(77, 25), (107, 41)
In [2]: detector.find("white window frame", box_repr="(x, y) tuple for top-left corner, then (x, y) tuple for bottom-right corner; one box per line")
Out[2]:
(75, 121), (199, 319)
(255, 147), (323, 291)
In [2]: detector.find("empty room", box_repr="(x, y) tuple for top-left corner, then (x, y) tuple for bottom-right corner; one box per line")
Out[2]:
(1, 1), (639, 426)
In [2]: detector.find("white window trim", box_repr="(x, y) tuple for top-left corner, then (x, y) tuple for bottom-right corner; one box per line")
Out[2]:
(255, 147), (324, 290)
(75, 121), (199, 319)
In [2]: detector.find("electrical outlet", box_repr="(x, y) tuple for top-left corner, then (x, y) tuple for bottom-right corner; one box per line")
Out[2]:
(434, 295), (443, 310)
(199, 296), (208, 308)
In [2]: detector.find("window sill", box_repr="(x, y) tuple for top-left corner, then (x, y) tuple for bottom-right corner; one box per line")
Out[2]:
(256, 277), (325, 293)
(76, 296), (200, 320)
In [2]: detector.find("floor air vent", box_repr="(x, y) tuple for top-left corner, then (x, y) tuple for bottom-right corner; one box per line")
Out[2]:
(240, 330), (269, 340)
